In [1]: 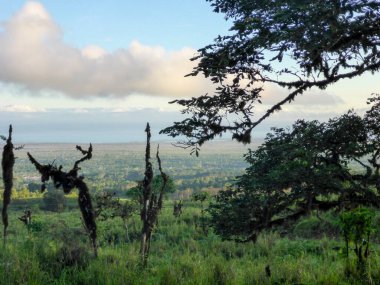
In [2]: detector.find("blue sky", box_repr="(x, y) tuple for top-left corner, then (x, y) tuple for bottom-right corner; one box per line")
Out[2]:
(0, 1), (378, 143)
(0, 0), (230, 51)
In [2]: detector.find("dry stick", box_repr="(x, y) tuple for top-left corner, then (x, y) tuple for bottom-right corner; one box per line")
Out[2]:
(140, 123), (168, 266)
(77, 179), (97, 257)
(2, 125), (15, 246)
(140, 123), (153, 266)
(156, 144), (168, 214)
(145, 145), (168, 259)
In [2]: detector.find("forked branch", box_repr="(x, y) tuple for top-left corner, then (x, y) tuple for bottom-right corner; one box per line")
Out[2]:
(27, 144), (97, 256)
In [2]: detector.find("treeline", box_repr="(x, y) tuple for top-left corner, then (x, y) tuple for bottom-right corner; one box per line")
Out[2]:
(4, 142), (247, 199)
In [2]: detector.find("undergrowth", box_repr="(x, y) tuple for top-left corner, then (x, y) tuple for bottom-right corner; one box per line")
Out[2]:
(0, 202), (379, 285)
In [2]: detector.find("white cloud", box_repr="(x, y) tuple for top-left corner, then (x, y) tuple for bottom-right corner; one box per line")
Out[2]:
(81, 46), (107, 60)
(0, 1), (212, 98)
(0, 104), (46, 112)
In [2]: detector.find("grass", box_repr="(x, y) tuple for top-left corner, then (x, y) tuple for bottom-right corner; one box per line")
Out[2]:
(0, 200), (379, 284)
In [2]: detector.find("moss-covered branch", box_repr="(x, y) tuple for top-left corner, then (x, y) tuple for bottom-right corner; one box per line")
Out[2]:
(1, 125), (15, 244)
(27, 144), (97, 256)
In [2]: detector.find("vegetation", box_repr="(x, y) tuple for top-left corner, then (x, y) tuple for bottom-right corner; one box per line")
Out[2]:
(42, 190), (67, 212)
(0, 133), (378, 283)
(173, 200), (183, 218)
(94, 190), (138, 242)
(0, 201), (379, 284)
(209, 96), (380, 242)
(6, 141), (247, 201)
(161, 0), (380, 150)
(0, 103), (379, 284)
(339, 207), (375, 274)
(2, 1), (379, 284)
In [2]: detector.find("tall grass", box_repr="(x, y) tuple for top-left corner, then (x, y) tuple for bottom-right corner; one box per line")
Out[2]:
(0, 202), (379, 284)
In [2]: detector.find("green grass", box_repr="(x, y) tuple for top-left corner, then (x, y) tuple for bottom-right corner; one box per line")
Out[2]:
(0, 200), (379, 285)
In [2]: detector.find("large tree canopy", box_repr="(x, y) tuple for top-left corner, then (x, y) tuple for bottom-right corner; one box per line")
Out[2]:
(208, 95), (380, 242)
(161, 0), (380, 151)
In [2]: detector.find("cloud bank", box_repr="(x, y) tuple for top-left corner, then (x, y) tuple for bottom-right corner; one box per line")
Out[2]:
(0, 1), (212, 98)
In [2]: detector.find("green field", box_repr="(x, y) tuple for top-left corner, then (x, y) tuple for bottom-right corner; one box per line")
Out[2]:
(1, 200), (379, 285)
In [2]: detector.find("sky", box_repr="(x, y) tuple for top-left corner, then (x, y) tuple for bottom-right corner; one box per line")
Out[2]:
(0, 1), (379, 143)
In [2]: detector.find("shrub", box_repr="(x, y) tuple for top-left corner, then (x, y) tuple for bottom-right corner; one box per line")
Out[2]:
(36, 221), (92, 276)
(41, 190), (66, 212)
(339, 207), (375, 278)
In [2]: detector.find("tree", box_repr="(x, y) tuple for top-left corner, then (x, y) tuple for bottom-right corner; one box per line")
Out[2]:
(364, 94), (380, 190)
(18, 210), (32, 226)
(173, 200), (183, 218)
(160, 1), (380, 153)
(191, 191), (210, 210)
(128, 175), (175, 204)
(208, 103), (380, 242)
(140, 123), (168, 266)
(94, 191), (138, 242)
(1, 125), (22, 244)
(192, 191), (211, 235)
(339, 207), (375, 276)
(152, 175), (176, 196)
(28, 144), (98, 256)
(1, 125), (15, 244)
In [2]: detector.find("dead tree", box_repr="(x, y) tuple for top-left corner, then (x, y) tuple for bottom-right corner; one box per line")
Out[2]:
(173, 200), (183, 218)
(140, 123), (168, 266)
(1, 125), (15, 245)
(27, 144), (97, 256)
(18, 210), (32, 226)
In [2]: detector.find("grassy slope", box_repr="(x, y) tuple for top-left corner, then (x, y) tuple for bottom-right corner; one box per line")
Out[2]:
(0, 200), (379, 285)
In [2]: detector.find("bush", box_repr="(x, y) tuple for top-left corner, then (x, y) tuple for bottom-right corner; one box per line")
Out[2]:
(36, 221), (92, 276)
(291, 212), (340, 238)
(41, 190), (66, 212)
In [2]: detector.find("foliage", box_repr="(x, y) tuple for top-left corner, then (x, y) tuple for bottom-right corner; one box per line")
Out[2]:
(128, 175), (176, 204)
(208, 102), (380, 242)
(191, 192), (211, 236)
(160, 1), (380, 151)
(0, 206), (379, 284)
(94, 191), (121, 220)
(42, 190), (67, 212)
(36, 220), (92, 276)
(339, 207), (375, 275)
(365, 93), (380, 192)
(94, 190), (138, 242)
(191, 191), (210, 204)
(291, 213), (340, 239)
(152, 174), (176, 195)
(12, 141), (247, 197)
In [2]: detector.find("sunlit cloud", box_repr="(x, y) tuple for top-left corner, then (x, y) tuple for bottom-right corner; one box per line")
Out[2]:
(0, 1), (212, 99)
